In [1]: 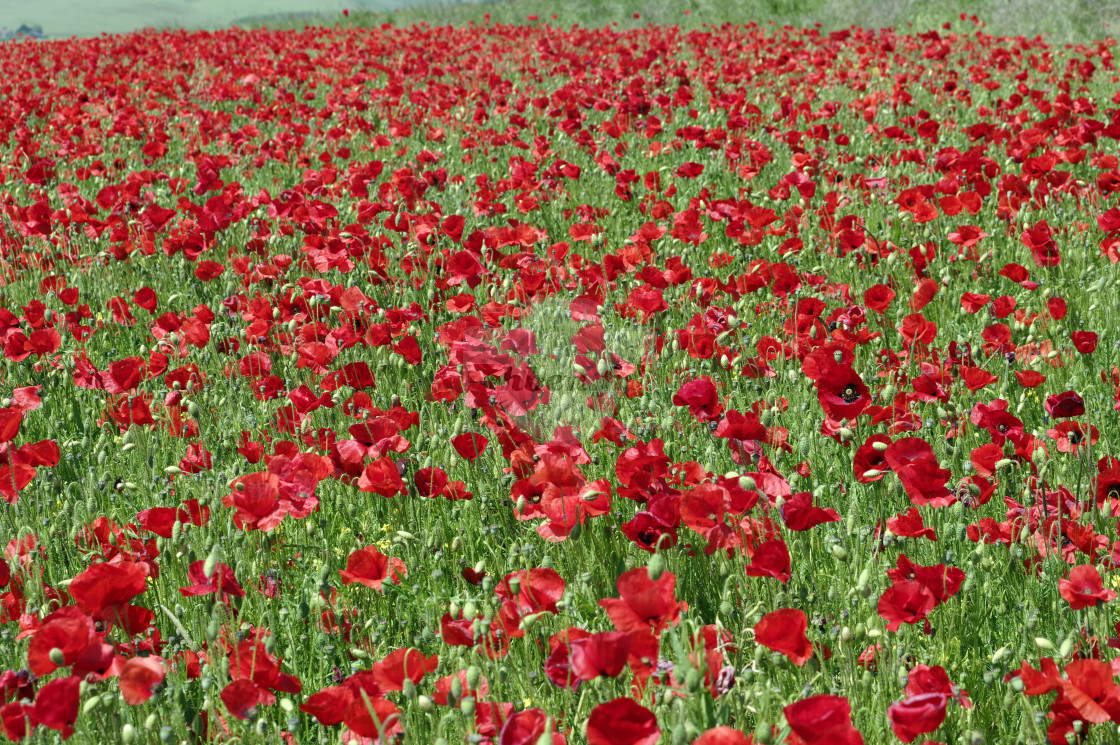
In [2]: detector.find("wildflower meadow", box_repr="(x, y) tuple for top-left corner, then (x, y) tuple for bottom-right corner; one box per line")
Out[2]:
(0, 9), (1119, 745)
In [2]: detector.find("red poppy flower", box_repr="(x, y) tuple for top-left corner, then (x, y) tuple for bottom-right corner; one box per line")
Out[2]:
(357, 457), (407, 498)
(570, 630), (632, 680)
(1022, 219), (1060, 267)
(1059, 565), (1117, 610)
(1047, 421), (1098, 455)
(714, 410), (766, 441)
(415, 467), (449, 498)
(887, 692), (949, 743)
(1045, 390), (1085, 419)
(432, 669), (488, 706)
(180, 561), (245, 599)
(599, 567), (682, 637)
(887, 555), (965, 604)
(497, 361), (549, 416)
(853, 434), (891, 482)
(1058, 658), (1120, 726)
(585, 698), (659, 745)
(909, 278), (939, 310)
(744, 539), (791, 583)
(620, 512), (678, 553)
(371, 648), (438, 691)
(877, 580), (936, 632)
(907, 664), (970, 707)
(959, 292), (990, 313)
(451, 432), (488, 461)
(863, 284), (895, 314)
(338, 545), (407, 591)
(959, 366), (997, 391)
(0, 409), (22, 443)
(29, 676), (80, 739)
(1072, 331), (1099, 354)
(673, 376), (723, 422)
(27, 607), (113, 678)
(887, 507), (937, 541)
(68, 561), (148, 620)
(783, 694), (864, 745)
(693, 727), (754, 745)
(755, 608), (813, 666)
(544, 628), (591, 690)
(119, 657), (167, 705)
(1014, 370), (1046, 388)
(781, 491), (840, 531)
(885, 438), (953, 506)
(222, 679), (266, 720)
(816, 364), (871, 421)
(499, 708), (563, 745)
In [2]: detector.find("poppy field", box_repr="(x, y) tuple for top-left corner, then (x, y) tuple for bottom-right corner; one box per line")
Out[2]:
(1, 10), (1120, 745)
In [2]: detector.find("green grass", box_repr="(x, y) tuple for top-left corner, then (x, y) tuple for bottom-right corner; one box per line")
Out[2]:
(242, 0), (1120, 43)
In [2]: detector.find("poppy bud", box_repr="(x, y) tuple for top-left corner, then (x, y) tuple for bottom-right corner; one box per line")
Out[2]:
(840, 626), (852, 642)
(402, 679), (416, 699)
(1034, 637), (1055, 652)
(754, 720), (773, 744)
(466, 665), (482, 690)
(646, 552), (666, 582)
(49, 647), (65, 666)
(519, 612), (546, 633)
(121, 724), (135, 743)
(449, 676), (463, 704)
(861, 469), (883, 479)
(684, 668), (701, 692)
(831, 545), (849, 562)
(1059, 636), (1075, 657)
(203, 550), (219, 580)
(418, 695), (436, 713)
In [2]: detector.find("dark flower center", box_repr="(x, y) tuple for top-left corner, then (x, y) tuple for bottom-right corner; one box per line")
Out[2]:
(840, 384), (861, 403)
(1068, 430), (1083, 444)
